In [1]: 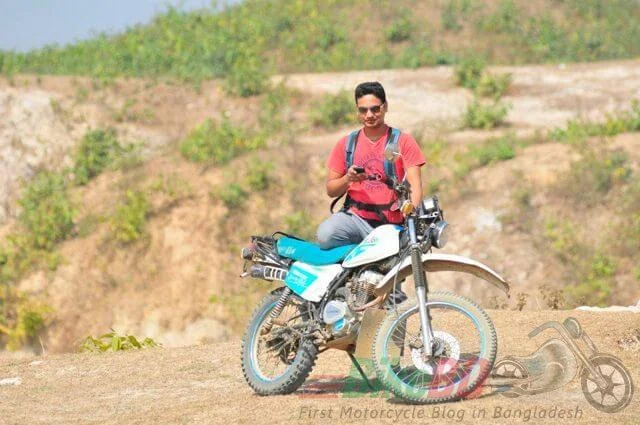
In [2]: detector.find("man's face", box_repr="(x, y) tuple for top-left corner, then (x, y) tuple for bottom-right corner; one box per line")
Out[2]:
(356, 94), (386, 129)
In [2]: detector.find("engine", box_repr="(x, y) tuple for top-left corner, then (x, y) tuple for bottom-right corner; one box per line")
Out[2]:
(322, 269), (385, 338)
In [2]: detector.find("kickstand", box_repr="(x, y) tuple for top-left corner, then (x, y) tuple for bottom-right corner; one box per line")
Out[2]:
(347, 352), (376, 391)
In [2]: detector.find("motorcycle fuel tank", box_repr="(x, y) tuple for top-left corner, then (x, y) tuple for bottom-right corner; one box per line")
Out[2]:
(342, 224), (402, 268)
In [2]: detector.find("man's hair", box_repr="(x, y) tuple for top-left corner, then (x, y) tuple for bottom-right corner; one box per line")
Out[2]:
(354, 81), (386, 104)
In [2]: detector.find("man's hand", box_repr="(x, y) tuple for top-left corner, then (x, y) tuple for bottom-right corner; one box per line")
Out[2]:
(345, 165), (367, 183)
(326, 166), (366, 197)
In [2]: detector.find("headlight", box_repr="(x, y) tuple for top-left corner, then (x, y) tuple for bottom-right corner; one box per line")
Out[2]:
(421, 196), (437, 214)
(432, 221), (449, 248)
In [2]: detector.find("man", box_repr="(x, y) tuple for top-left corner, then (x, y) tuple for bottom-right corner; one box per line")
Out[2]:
(316, 81), (426, 250)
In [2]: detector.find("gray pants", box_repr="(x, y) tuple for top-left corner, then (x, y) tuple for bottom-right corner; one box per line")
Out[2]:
(316, 211), (374, 250)
(316, 211), (407, 304)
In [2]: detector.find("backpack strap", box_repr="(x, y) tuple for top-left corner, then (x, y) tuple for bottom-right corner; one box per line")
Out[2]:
(345, 129), (360, 170)
(383, 127), (401, 180)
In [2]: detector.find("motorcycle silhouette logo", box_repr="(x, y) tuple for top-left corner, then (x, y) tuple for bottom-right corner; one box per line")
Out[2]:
(491, 317), (634, 413)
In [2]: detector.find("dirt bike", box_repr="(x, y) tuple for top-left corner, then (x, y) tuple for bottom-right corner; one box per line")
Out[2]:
(239, 147), (510, 403)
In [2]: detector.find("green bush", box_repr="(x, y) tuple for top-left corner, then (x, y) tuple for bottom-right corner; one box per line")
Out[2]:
(0, 287), (52, 351)
(454, 56), (485, 89)
(385, 15), (414, 43)
(475, 72), (512, 99)
(80, 329), (160, 352)
(179, 117), (265, 164)
(74, 128), (124, 185)
(310, 90), (357, 127)
(245, 159), (274, 191)
(18, 172), (75, 250)
(566, 254), (615, 307)
(223, 49), (270, 97)
(217, 183), (248, 209)
(463, 99), (509, 129)
(110, 190), (150, 244)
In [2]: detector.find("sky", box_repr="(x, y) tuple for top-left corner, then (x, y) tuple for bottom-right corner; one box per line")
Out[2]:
(0, 0), (237, 52)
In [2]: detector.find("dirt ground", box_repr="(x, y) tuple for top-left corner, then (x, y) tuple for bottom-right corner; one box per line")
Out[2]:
(0, 309), (638, 425)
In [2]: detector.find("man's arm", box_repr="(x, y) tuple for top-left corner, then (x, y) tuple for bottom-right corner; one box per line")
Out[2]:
(326, 167), (367, 197)
(405, 166), (423, 208)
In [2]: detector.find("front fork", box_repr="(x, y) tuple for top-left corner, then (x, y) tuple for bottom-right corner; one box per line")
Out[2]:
(408, 216), (435, 356)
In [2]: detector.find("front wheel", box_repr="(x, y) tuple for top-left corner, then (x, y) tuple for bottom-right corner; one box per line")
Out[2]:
(580, 354), (634, 413)
(241, 288), (318, 395)
(372, 291), (497, 403)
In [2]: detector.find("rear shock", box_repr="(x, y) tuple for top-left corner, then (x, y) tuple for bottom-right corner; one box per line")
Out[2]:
(261, 287), (292, 334)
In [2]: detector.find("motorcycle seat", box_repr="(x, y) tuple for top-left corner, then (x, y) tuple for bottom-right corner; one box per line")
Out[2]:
(276, 237), (356, 266)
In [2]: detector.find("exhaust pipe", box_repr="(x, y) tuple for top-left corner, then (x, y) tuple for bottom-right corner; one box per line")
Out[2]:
(241, 264), (288, 281)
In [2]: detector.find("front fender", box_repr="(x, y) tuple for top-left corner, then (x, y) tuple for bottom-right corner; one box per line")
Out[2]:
(373, 253), (510, 297)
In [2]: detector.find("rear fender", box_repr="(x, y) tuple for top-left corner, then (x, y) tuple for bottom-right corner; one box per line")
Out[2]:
(373, 253), (510, 297)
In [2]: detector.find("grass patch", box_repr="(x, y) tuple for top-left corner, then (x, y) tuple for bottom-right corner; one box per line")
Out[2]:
(310, 90), (357, 127)
(462, 99), (510, 129)
(109, 190), (150, 244)
(18, 172), (75, 250)
(553, 144), (631, 206)
(453, 133), (529, 179)
(179, 117), (265, 164)
(550, 101), (640, 145)
(73, 128), (128, 185)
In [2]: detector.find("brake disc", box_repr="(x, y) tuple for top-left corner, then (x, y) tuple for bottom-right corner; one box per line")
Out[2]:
(410, 330), (461, 375)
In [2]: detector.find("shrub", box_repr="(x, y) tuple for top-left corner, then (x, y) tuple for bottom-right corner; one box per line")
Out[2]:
(245, 158), (273, 191)
(454, 56), (485, 89)
(310, 90), (357, 127)
(18, 172), (75, 250)
(385, 15), (414, 43)
(566, 254), (615, 307)
(179, 117), (265, 164)
(216, 183), (248, 209)
(80, 329), (160, 352)
(462, 99), (509, 129)
(475, 72), (512, 99)
(110, 190), (150, 244)
(223, 49), (269, 97)
(0, 287), (52, 351)
(73, 128), (123, 185)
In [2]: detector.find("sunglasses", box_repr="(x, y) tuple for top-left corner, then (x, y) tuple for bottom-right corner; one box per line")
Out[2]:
(357, 104), (384, 114)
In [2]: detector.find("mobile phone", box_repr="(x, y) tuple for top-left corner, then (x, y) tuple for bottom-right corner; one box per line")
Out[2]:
(354, 166), (365, 174)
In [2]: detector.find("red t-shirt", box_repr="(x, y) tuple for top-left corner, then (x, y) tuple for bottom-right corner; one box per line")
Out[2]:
(327, 126), (426, 224)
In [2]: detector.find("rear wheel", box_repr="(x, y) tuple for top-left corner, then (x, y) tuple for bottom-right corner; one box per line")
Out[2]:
(372, 291), (497, 403)
(241, 288), (318, 395)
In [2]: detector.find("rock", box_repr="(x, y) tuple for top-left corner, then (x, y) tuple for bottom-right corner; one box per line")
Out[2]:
(0, 377), (22, 386)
